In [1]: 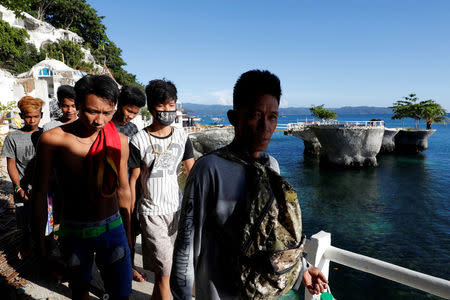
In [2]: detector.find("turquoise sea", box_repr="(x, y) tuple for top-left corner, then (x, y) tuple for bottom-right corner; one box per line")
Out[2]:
(200, 113), (450, 299)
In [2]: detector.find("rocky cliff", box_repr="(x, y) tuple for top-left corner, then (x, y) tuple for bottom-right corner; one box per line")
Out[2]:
(188, 127), (234, 158)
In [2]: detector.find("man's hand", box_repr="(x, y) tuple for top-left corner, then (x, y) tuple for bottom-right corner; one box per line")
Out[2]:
(302, 266), (328, 295)
(17, 189), (29, 201)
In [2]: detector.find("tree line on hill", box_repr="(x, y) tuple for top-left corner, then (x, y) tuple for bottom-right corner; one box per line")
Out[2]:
(0, 0), (143, 89)
(182, 103), (393, 116)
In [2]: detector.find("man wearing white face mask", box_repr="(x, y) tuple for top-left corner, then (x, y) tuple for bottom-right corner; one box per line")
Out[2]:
(128, 79), (195, 300)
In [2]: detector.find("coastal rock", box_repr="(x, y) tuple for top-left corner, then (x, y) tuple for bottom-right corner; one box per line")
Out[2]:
(380, 128), (400, 153)
(285, 127), (321, 156)
(311, 125), (384, 167)
(394, 129), (436, 154)
(189, 127), (234, 158)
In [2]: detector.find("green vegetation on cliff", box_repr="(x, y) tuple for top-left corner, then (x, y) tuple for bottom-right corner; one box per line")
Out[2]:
(0, 0), (142, 88)
(0, 20), (40, 73)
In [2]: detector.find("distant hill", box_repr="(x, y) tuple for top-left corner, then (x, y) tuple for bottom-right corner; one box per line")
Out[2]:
(182, 103), (231, 115)
(182, 103), (392, 115)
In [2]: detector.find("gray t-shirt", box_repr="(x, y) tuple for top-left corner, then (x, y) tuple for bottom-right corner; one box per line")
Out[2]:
(170, 148), (280, 300)
(1, 129), (43, 189)
(43, 120), (64, 132)
(114, 121), (138, 139)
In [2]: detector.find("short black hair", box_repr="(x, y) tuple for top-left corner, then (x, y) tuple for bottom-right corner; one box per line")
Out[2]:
(118, 85), (146, 108)
(74, 75), (119, 108)
(233, 70), (281, 109)
(57, 85), (76, 104)
(145, 79), (177, 109)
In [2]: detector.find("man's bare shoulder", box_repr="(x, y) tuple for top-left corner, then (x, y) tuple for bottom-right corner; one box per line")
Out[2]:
(39, 123), (74, 146)
(118, 132), (128, 148)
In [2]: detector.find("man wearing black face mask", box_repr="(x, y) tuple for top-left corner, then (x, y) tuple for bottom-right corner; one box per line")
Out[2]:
(128, 79), (195, 300)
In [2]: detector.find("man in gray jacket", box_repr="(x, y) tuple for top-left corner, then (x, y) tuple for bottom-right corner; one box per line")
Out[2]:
(171, 70), (327, 299)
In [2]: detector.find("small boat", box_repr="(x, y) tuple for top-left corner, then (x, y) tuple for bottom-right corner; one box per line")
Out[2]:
(210, 117), (223, 125)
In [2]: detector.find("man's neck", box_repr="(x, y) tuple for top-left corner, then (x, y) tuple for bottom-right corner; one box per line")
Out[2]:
(147, 122), (172, 137)
(21, 126), (39, 133)
(229, 140), (261, 159)
(112, 114), (126, 126)
(72, 120), (100, 139)
(58, 116), (76, 124)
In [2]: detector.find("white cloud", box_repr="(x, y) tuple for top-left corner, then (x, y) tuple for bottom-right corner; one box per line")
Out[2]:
(179, 92), (204, 104)
(280, 99), (288, 108)
(210, 89), (232, 105)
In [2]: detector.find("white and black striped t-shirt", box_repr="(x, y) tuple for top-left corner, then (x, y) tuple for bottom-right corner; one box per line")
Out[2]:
(129, 127), (194, 216)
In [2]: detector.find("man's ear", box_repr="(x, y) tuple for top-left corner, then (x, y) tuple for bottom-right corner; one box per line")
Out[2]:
(227, 109), (237, 126)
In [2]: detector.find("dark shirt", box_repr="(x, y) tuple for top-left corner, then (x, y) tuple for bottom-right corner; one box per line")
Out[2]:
(113, 121), (139, 139)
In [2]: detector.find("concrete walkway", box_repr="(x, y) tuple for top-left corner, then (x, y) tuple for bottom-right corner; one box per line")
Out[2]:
(19, 236), (155, 300)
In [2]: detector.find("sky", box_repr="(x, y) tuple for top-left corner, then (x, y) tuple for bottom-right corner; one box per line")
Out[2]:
(87, 0), (450, 109)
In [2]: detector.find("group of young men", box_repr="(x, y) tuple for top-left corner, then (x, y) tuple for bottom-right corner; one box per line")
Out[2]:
(2, 70), (327, 300)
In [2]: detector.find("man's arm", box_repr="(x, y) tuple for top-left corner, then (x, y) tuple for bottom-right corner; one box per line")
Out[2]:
(31, 132), (54, 257)
(183, 158), (195, 176)
(128, 140), (142, 214)
(171, 178), (196, 299)
(182, 137), (195, 176)
(171, 160), (208, 299)
(129, 167), (140, 214)
(6, 158), (28, 200)
(117, 134), (132, 247)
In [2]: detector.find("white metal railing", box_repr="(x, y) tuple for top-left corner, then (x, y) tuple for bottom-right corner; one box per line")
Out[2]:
(335, 120), (385, 127)
(283, 120), (385, 131)
(184, 125), (233, 133)
(303, 231), (450, 300)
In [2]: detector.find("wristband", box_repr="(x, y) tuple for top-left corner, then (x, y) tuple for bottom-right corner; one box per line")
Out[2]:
(14, 185), (22, 192)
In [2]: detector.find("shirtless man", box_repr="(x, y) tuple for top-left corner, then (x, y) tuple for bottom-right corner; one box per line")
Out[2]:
(32, 75), (132, 300)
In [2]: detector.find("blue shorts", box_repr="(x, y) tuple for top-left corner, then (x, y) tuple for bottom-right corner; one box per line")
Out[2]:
(62, 223), (132, 298)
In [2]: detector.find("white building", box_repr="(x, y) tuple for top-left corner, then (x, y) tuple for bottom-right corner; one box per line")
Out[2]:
(0, 4), (98, 65)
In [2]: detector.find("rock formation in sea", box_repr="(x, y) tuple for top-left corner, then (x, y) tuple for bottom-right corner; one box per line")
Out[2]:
(394, 129), (436, 154)
(310, 125), (385, 167)
(189, 127), (234, 158)
(285, 127), (321, 156)
(380, 128), (400, 153)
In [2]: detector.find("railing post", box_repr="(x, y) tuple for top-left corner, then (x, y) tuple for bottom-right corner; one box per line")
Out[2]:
(303, 231), (331, 300)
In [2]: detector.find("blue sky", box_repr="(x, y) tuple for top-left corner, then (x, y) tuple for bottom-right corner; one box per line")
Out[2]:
(88, 0), (450, 109)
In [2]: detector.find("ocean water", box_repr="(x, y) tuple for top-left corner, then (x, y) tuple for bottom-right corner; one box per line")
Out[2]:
(200, 113), (450, 299)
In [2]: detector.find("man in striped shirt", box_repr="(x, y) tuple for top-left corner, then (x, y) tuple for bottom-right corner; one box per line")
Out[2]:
(128, 79), (195, 300)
